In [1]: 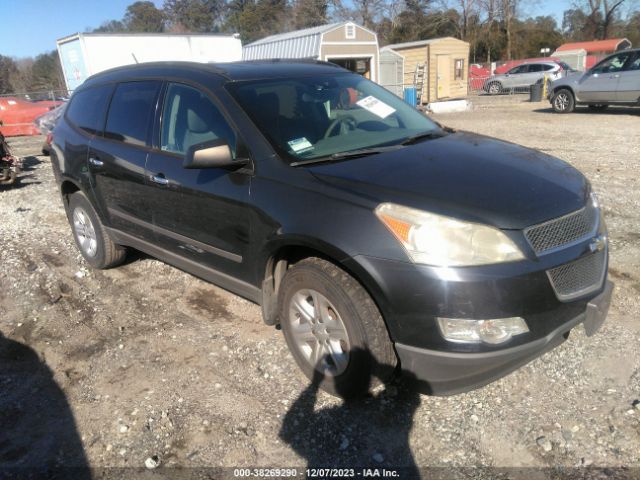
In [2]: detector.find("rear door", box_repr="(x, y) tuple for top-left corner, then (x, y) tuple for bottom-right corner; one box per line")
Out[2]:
(88, 80), (162, 243)
(145, 82), (252, 281)
(61, 84), (113, 200)
(616, 52), (640, 102)
(576, 51), (633, 103)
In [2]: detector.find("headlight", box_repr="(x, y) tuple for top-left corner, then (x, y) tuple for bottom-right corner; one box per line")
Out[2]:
(437, 317), (529, 344)
(375, 203), (524, 266)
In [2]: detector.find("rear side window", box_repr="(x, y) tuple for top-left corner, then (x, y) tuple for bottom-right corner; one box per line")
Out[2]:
(528, 64), (544, 72)
(66, 84), (113, 134)
(541, 64), (555, 71)
(104, 81), (161, 146)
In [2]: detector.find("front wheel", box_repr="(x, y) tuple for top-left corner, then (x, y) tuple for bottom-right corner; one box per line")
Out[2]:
(552, 88), (575, 113)
(278, 258), (397, 398)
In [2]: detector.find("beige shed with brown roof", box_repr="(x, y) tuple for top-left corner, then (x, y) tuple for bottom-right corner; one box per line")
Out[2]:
(386, 37), (470, 103)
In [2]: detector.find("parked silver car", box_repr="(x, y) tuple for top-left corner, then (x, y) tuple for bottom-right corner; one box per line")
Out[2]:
(549, 48), (640, 113)
(483, 61), (569, 94)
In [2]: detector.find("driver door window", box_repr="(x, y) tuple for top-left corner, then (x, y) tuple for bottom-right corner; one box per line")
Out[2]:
(591, 53), (631, 74)
(161, 83), (236, 157)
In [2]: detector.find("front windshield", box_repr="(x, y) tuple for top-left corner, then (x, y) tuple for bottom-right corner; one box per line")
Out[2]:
(226, 72), (439, 163)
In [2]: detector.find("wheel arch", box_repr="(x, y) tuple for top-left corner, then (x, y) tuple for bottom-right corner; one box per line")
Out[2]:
(259, 237), (388, 331)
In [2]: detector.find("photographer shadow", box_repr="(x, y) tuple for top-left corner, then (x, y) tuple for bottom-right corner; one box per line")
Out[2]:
(0, 331), (90, 479)
(280, 348), (421, 478)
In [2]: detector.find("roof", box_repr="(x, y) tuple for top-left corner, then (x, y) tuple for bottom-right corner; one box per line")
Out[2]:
(57, 32), (239, 44)
(385, 37), (467, 50)
(555, 38), (631, 53)
(80, 60), (347, 87)
(242, 22), (376, 60)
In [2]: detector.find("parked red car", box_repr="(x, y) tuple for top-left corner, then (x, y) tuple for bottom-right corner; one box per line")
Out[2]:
(0, 97), (62, 137)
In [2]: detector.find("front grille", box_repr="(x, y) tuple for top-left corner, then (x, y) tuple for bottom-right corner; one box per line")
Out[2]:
(547, 249), (606, 301)
(525, 203), (598, 254)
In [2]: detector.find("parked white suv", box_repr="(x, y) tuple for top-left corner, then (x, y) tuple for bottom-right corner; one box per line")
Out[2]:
(484, 61), (571, 94)
(549, 48), (640, 113)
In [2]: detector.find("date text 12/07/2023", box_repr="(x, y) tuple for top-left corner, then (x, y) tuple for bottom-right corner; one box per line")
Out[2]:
(233, 468), (400, 478)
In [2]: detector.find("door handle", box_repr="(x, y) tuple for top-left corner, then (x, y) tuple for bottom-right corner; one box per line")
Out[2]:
(150, 174), (169, 186)
(89, 157), (104, 167)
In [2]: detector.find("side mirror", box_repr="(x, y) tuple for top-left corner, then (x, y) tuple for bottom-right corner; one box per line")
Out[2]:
(183, 139), (249, 169)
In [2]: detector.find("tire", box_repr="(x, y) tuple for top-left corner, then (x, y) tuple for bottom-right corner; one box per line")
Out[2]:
(278, 257), (397, 398)
(487, 82), (502, 95)
(588, 104), (609, 111)
(66, 192), (126, 269)
(552, 88), (575, 113)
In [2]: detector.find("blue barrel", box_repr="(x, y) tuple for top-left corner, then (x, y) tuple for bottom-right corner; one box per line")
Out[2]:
(403, 87), (417, 107)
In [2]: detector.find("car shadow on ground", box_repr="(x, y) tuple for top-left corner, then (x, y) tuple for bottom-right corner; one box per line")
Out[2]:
(533, 106), (640, 115)
(0, 331), (90, 478)
(280, 348), (421, 478)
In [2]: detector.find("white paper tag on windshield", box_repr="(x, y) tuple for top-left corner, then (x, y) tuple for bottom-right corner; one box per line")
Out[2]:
(356, 96), (395, 119)
(288, 137), (314, 154)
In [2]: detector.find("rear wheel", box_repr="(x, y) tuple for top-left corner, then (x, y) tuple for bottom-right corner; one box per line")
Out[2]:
(588, 104), (609, 111)
(487, 82), (502, 95)
(552, 88), (575, 113)
(67, 192), (126, 269)
(278, 257), (397, 398)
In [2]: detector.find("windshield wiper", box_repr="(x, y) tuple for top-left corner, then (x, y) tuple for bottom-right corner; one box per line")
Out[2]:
(291, 145), (403, 166)
(399, 130), (448, 146)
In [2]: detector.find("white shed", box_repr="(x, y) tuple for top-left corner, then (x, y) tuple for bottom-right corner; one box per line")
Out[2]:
(243, 22), (380, 82)
(379, 47), (405, 97)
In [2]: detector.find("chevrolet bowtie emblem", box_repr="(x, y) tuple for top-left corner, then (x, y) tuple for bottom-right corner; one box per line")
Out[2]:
(589, 235), (607, 253)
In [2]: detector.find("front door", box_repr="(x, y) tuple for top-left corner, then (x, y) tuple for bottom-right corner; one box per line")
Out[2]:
(616, 52), (640, 102)
(89, 80), (162, 243)
(577, 51), (633, 103)
(145, 82), (252, 281)
(436, 55), (451, 99)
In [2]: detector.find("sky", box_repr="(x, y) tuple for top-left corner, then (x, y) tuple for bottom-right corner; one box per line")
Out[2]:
(1, 0), (574, 59)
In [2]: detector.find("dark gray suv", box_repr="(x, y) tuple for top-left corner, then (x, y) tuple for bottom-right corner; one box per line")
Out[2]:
(50, 61), (613, 397)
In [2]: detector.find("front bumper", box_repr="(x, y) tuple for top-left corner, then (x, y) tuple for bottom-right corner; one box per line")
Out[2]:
(395, 280), (613, 395)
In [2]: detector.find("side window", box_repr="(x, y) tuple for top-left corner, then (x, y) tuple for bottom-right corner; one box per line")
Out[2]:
(510, 65), (527, 74)
(160, 83), (236, 157)
(454, 59), (464, 80)
(625, 53), (640, 71)
(104, 81), (161, 146)
(541, 64), (555, 71)
(528, 64), (544, 72)
(592, 53), (630, 74)
(66, 84), (113, 134)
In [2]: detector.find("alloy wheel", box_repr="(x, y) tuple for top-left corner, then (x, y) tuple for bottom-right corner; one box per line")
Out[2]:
(73, 207), (98, 257)
(288, 289), (351, 376)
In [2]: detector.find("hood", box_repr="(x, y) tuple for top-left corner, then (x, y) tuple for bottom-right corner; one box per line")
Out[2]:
(308, 132), (589, 230)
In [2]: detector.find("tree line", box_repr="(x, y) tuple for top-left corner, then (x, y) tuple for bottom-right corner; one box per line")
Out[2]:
(1, 0), (639, 95)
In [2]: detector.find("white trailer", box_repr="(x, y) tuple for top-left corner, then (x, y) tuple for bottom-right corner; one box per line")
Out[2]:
(56, 32), (242, 91)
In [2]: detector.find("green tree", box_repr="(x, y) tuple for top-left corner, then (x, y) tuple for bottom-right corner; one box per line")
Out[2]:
(92, 19), (127, 32)
(29, 52), (65, 92)
(291, 0), (329, 29)
(123, 1), (166, 32)
(164, 0), (224, 32)
(0, 56), (18, 94)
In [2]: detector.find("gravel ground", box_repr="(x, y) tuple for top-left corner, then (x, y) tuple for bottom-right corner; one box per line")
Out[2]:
(1, 100), (639, 479)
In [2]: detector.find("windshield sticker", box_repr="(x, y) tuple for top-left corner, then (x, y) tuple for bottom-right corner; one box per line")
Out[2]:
(356, 96), (396, 119)
(288, 137), (314, 154)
